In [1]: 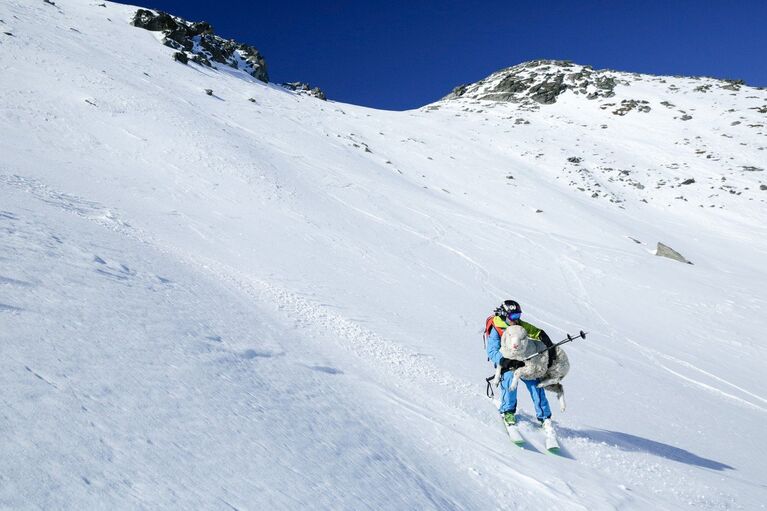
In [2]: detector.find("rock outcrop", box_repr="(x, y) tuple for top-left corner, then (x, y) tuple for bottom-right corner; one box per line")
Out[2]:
(281, 82), (327, 101)
(132, 9), (269, 83)
(442, 60), (620, 105)
(656, 242), (693, 264)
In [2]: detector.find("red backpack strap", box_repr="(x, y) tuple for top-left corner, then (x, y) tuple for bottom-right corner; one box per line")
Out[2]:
(484, 315), (495, 337)
(485, 315), (507, 337)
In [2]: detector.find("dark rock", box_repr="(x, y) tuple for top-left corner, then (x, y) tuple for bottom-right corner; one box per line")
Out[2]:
(204, 89), (213, 96)
(681, 178), (695, 185)
(281, 82), (327, 100)
(494, 75), (533, 94)
(680, 114), (693, 121)
(448, 84), (467, 98)
(43, 0), (55, 5)
(613, 99), (651, 116)
(742, 166), (763, 172)
(656, 242), (693, 264)
(132, 9), (177, 31)
(760, 184), (767, 190)
(567, 156), (582, 164)
(594, 76), (616, 90)
(172, 51), (188, 64)
(131, 9), (269, 83)
(191, 54), (211, 67)
(3, 32), (12, 37)
(528, 74), (567, 104)
(721, 79), (744, 91)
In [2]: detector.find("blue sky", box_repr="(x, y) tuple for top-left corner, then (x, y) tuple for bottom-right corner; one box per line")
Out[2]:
(117, 0), (767, 110)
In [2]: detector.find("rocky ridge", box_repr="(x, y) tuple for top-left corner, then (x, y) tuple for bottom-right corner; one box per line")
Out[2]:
(132, 9), (269, 83)
(281, 82), (327, 101)
(429, 60), (767, 211)
(441, 59), (760, 108)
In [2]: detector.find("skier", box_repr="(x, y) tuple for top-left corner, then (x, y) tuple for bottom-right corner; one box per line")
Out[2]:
(485, 299), (557, 431)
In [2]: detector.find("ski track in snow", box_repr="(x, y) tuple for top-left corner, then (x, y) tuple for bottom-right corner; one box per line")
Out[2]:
(624, 336), (767, 413)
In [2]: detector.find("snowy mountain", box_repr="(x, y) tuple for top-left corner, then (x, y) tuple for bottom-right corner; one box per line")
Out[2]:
(1, 1), (766, 509)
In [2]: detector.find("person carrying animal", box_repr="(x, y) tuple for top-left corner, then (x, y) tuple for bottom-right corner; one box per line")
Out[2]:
(484, 299), (559, 430)
(494, 324), (570, 412)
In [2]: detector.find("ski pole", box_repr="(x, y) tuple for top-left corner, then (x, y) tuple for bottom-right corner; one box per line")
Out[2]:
(523, 330), (587, 361)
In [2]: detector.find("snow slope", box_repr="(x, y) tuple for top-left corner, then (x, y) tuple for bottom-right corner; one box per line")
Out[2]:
(1, 1), (766, 509)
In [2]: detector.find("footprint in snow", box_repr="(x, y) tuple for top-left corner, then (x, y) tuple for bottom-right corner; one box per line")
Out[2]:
(310, 365), (343, 375)
(239, 349), (275, 359)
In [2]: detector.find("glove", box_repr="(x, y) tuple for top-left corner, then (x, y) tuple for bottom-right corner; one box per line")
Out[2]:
(500, 358), (525, 370)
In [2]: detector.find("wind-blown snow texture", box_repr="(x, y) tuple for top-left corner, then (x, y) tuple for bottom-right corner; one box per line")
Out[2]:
(2, 1), (766, 509)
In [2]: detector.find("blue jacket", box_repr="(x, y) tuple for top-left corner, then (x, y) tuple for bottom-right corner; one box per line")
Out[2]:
(486, 327), (504, 366)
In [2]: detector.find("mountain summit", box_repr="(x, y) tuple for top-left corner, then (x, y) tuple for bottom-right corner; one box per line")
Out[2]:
(428, 59), (766, 210)
(442, 59), (757, 106)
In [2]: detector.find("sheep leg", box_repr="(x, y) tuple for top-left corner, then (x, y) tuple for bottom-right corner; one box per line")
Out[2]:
(544, 383), (566, 412)
(491, 366), (503, 387)
(537, 377), (560, 388)
(509, 372), (521, 391)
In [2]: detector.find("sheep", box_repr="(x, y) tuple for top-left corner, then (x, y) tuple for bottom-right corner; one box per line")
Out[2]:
(493, 324), (571, 411)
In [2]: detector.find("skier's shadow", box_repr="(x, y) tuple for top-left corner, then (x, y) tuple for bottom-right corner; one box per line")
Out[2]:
(558, 427), (734, 471)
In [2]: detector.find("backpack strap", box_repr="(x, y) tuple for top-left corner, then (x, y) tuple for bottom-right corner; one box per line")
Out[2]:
(484, 315), (496, 337)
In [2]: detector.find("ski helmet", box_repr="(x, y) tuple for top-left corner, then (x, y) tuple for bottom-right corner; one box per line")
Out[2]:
(496, 299), (522, 321)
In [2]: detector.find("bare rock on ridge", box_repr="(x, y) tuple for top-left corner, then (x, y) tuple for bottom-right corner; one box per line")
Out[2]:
(132, 9), (269, 83)
(282, 82), (327, 101)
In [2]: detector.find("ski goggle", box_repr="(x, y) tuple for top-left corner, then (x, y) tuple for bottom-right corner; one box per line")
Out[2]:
(507, 312), (521, 321)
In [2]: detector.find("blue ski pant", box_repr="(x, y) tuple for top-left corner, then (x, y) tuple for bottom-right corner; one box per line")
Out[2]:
(498, 369), (551, 421)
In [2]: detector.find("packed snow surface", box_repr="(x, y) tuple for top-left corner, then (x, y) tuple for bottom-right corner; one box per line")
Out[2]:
(2, 1), (766, 509)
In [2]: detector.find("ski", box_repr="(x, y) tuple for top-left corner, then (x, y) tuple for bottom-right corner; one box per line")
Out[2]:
(542, 421), (560, 454)
(502, 415), (526, 447)
(491, 398), (525, 447)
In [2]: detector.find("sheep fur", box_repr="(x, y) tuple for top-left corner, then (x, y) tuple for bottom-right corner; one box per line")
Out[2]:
(493, 324), (571, 411)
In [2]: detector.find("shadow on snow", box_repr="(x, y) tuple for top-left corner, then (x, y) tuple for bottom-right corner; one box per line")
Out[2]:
(559, 427), (734, 471)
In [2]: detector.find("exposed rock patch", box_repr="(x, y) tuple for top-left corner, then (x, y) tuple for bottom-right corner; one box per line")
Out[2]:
(612, 99), (651, 116)
(132, 9), (269, 83)
(441, 60), (621, 106)
(656, 242), (693, 264)
(282, 82), (327, 101)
